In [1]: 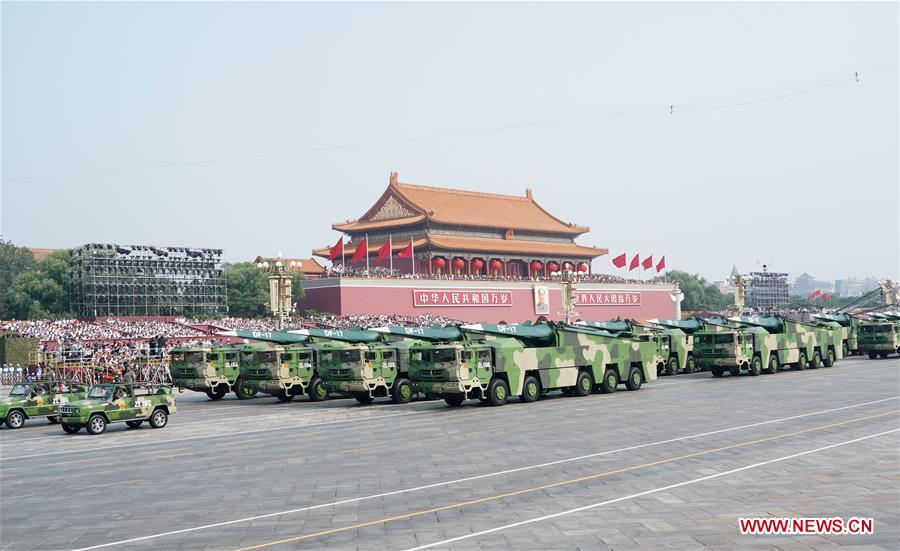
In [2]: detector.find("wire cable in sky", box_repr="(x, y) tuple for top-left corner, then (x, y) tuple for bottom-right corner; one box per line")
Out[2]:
(2, 66), (896, 183)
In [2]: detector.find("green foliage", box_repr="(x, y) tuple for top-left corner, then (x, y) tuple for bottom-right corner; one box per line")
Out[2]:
(225, 262), (269, 318)
(1, 241), (72, 319)
(0, 239), (37, 289)
(654, 270), (732, 311)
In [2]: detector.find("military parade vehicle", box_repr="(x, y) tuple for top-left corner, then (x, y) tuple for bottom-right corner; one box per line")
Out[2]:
(169, 345), (256, 400)
(57, 382), (177, 434)
(812, 312), (861, 357)
(857, 313), (900, 359)
(0, 380), (89, 429)
(694, 315), (841, 377)
(409, 322), (657, 407)
(579, 318), (690, 376)
(237, 340), (330, 402)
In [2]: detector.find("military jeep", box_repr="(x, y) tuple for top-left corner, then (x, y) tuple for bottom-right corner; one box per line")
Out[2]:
(58, 382), (177, 435)
(0, 380), (90, 429)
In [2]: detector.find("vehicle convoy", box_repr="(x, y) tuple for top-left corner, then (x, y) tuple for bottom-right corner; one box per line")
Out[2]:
(857, 313), (900, 359)
(694, 315), (842, 377)
(169, 345), (256, 400)
(58, 382), (177, 434)
(408, 322), (658, 407)
(812, 312), (862, 357)
(0, 380), (89, 429)
(237, 340), (331, 402)
(579, 319), (691, 376)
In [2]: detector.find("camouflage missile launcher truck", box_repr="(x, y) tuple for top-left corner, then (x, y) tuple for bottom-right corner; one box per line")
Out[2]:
(857, 313), (900, 359)
(812, 312), (862, 357)
(580, 319), (694, 376)
(169, 345), (256, 400)
(409, 322), (657, 407)
(695, 315), (841, 377)
(238, 339), (330, 402)
(57, 382), (176, 435)
(0, 380), (89, 429)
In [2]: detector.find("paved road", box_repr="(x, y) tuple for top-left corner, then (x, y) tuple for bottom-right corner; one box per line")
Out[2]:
(1, 357), (898, 550)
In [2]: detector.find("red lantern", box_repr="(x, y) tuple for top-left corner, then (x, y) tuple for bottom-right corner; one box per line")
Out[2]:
(547, 262), (559, 272)
(452, 258), (465, 270)
(490, 260), (503, 271)
(471, 259), (484, 270)
(530, 261), (542, 272)
(578, 263), (589, 272)
(433, 257), (446, 268)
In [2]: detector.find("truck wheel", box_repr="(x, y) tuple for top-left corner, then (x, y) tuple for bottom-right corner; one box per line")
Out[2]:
(766, 355), (779, 374)
(355, 394), (374, 405)
(61, 423), (81, 434)
(47, 416), (60, 424)
(795, 352), (807, 371)
(276, 391), (295, 402)
(747, 359), (761, 377)
(234, 377), (254, 400)
(444, 395), (465, 407)
(520, 376), (539, 403)
(842, 342), (849, 357)
(711, 368), (724, 378)
(656, 362), (665, 377)
(308, 378), (328, 402)
(86, 414), (107, 435)
(823, 349), (836, 367)
(599, 369), (618, 393)
(391, 378), (413, 404)
(126, 420), (143, 428)
(575, 371), (594, 396)
(867, 352), (877, 360)
(487, 378), (509, 406)
(684, 357), (696, 374)
(625, 367), (643, 391)
(205, 389), (222, 401)
(729, 367), (741, 376)
(149, 408), (168, 428)
(665, 357), (678, 376)
(5, 410), (25, 429)
(810, 351), (822, 369)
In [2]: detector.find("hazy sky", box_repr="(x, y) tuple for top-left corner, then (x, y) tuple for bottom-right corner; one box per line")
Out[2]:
(2, 2), (897, 282)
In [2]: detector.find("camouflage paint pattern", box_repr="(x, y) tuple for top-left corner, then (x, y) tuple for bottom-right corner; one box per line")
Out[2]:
(0, 381), (90, 428)
(58, 383), (176, 428)
(239, 342), (326, 400)
(857, 320), (900, 358)
(169, 345), (242, 395)
(317, 340), (417, 402)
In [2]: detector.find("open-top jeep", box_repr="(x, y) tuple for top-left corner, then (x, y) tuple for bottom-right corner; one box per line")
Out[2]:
(0, 380), (90, 429)
(58, 382), (177, 435)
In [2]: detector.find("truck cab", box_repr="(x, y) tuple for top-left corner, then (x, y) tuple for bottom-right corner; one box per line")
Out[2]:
(858, 321), (900, 359)
(240, 343), (326, 402)
(169, 345), (252, 400)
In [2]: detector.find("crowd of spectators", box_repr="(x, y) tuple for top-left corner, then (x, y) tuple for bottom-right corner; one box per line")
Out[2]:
(305, 313), (463, 329)
(324, 265), (665, 285)
(2, 318), (204, 342)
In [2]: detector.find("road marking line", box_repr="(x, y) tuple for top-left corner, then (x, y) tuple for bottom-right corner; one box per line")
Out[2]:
(232, 410), (898, 550)
(404, 427), (900, 550)
(0, 409), (433, 461)
(67, 396), (899, 551)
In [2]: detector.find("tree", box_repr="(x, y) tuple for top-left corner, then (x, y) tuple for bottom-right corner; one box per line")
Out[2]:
(4, 271), (68, 320)
(225, 262), (269, 318)
(0, 239), (37, 289)
(655, 270), (732, 312)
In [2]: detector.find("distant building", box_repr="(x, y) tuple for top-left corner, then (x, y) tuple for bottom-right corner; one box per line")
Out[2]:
(835, 277), (880, 297)
(746, 267), (789, 309)
(28, 247), (63, 262)
(791, 272), (833, 298)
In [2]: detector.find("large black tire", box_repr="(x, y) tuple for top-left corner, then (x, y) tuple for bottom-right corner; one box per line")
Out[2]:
(276, 391), (295, 403)
(391, 378), (414, 404)
(234, 377), (255, 400)
(711, 368), (724, 378)
(810, 351), (822, 369)
(729, 366), (741, 376)
(520, 376), (539, 403)
(61, 423), (81, 434)
(47, 416), (60, 424)
(842, 342), (849, 358)
(766, 355), (779, 374)
(625, 367), (643, 391)
(487, 378), (509, 406)
(126, 420), (143, 429)
(796, 351), (807, 371)
(5, 410), (25, 429)
(148, 408), (168, 429)
(683, 356), (696, 374)
(86, 414), (107, 435)
(574, 371), (594, 396)
(599, 369), (618, 393)
(308, 378), (329, 402)
(444, 394), (465, 407)
(747, 359), (761, 377)
(867, 351), (877, 360)
(665, 357), (678, 376)
(823, 349), (836, 367)
(878, 352), (888, 359)
(355, 394), (374, 405)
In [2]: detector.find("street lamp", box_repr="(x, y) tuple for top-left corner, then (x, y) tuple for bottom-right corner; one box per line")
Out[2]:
(550, 268), (581, 324)
(257, 255), (293, 329)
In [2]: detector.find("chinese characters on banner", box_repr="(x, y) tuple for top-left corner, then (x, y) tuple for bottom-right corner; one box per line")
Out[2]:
(574, 291), (642, 306)
(413, 289), (513, 307)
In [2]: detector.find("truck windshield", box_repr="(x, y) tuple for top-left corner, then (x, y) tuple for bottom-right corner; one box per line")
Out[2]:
(254, 352), (279, 366)
(88, 386), (113, 399)
(697, 334), (734, 345)
(432, 348), (456, 363)
(8, 383), (30, 397)
(340, 350), (361, 363)
(861, 325), (893, 334)
(171, 351), (204, 364)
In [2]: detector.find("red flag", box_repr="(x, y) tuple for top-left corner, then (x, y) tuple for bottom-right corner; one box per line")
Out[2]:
(374, 239), (391, 264)
(628, 254), (640, 271)
(396, 239), (413, 258)
(822, 293), (830, 300)
(327, 237), (344, 261)
(655, 256), (666, 272)
(351, 237), (368, 262)
(611, 253), (627, 268)
(813, 289), (822, 297)
(641, 255), (653, 270)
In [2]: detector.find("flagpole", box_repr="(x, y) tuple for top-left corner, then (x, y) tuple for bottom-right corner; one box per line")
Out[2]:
(389, 235), (393, 273)
(411, 237), (416, 276)
(365, 233), (370, 277)
(341, 236), (345, 274)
